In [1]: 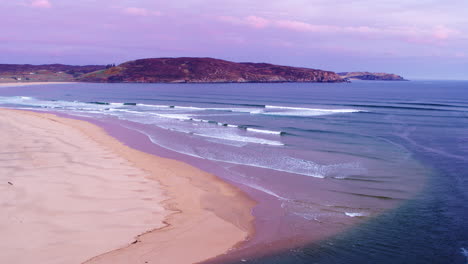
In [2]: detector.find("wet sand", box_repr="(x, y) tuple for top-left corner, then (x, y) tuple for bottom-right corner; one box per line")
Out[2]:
(0, 109), (255, 264)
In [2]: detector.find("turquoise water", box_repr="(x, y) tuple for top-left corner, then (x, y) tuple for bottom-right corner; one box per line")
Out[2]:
(0, 80), (467, 263)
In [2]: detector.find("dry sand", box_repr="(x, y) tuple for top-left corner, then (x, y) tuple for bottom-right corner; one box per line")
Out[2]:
(0, 109), (255, 264)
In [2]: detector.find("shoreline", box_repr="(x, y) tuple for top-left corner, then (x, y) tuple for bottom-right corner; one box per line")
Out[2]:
(0, 82), (75, 87)
(0, 108), (256, 264)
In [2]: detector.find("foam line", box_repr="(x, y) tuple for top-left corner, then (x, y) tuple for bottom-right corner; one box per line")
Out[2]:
(246, 127), (283, 135)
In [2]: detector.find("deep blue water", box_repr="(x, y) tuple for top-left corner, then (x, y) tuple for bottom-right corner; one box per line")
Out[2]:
(0, 80), (467, 263)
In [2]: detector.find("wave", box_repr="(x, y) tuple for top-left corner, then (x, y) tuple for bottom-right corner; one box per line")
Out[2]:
(133, 103), (364, 118)
(265, 105), (362, 113)
(342, 103), (457, 112)
(136, 97), (267, 108)
(460, 248), (468, 259)
(261, 105), (365, 117)
(136, 103), (261, 114)
(87, 101), (255, 113)
(107, 109), (143, 115)
(397, 102), (468, 111)
(106, 102), (138, 106)
(72, 112), (364, 179)
(345, 212), (367, 217)
(245, 127), (283, 135)
(193, 132), (284, 146)
(137, 103), (172, 108)
(6, 97), (365, 120)
(135, 130), (331, 178)
(87, 101), (110, 105)
(244, 183), (289, 200)
(342, 192), (399, 200)
(397, 102), (460, 107)
(172, 106), (204, 110)
(283, 127), (369, 137)
(153, 113), (193, 120)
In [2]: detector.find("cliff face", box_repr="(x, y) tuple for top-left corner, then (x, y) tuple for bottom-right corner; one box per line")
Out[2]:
(79, 57), (345, 83)
(338, 72), (407, 81)
(0, 64), (106, 83)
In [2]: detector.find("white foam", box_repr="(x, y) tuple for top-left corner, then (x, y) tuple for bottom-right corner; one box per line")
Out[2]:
(190, 119), (239, 129)
(345, 212), (367, 217)
(246, 127), (282, 135)
(0, 96), (359, 180)
(154, 113), (192, 120)
(461, 248), (468, 259)
(212, 107), (260, 113)
(293, 212), (322, 221)
(265, 105), (361, 112)
(245, 183), (288, 200)
(104, 122), (331, 179)
(193, 149), (328, 179)
(136, 104), (259, 114)
(107, 109), (143, 114)
(262, 105), (364, 117)
(137, 103), (171, 108)
(109, 102), (125, 106)
(193, 132), (284, 146)
(120, 125), (205, 160)
(173, 106), (205, 110)
(0, 96), (111, 112)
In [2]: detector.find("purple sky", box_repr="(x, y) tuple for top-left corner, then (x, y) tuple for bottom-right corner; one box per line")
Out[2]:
(1, 0), (467, 79)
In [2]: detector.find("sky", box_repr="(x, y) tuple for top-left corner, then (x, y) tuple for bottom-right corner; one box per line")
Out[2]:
(0, 0), (467, 79)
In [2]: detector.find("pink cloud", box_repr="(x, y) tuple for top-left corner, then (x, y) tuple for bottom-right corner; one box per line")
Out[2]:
(217, 15), (270, 29)
(122, 7), (161, 16)
(343, 26), (377, 34)
(30, 0), (51, 8)
(275, 20), (385, 36)
(275, 20), (337, 32)
(245, 16), (270, 29)
(432, 25), (460, 40)
(218, 15), (463, 45)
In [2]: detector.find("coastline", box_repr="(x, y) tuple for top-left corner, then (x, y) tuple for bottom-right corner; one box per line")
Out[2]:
(0, 108), (255, 264)
(0, 82), (75, 87)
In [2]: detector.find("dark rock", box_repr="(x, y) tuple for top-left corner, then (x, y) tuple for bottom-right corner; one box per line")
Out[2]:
(338, 72), (407, 81)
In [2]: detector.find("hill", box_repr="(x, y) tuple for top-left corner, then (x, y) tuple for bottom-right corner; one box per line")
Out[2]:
(79, 57), (345, 83)
(338, 72), (407, 81)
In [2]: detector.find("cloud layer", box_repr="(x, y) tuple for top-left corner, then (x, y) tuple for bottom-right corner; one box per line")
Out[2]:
(219, 15), (462, 44)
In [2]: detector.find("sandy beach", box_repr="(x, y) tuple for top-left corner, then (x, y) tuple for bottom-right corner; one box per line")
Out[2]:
(0, 82), (75, 87)
(0, 109), (255, 264)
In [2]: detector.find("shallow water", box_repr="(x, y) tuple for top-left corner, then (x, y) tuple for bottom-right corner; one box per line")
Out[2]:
(1, 80), (467, 263)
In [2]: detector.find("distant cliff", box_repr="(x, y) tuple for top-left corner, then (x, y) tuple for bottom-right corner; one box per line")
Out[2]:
(0, 64), (106, 83)
(338, 72), (407, 81)
(79, 57), (345, 83)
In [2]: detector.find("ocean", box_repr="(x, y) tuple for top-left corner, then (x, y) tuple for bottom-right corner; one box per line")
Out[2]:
(0, 80), (467, 263)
